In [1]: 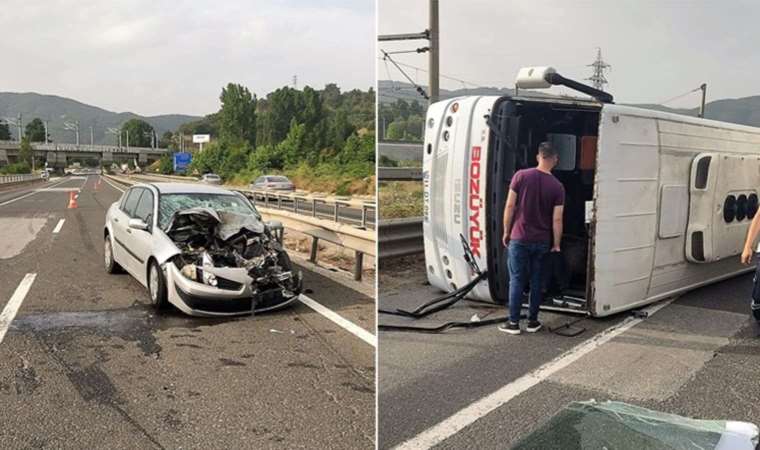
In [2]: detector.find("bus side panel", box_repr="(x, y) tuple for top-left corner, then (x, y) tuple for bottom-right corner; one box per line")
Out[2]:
(592, 107), (660, 316)
(423, 96), (498, 299)
(647, 119), (756, 298)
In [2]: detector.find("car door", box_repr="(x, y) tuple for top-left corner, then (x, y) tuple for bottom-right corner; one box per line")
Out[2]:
(112, 187), (142, 274)
(124, 187), (156, 286)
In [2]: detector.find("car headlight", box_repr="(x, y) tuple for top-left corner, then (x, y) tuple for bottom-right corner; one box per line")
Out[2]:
(202, 270), (218, 287)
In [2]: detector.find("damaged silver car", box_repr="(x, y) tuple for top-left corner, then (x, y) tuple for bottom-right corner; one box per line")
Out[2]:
(104, 182), (302, 316)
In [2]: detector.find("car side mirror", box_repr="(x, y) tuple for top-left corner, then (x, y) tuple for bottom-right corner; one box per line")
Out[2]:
(128, 218), (149, 231)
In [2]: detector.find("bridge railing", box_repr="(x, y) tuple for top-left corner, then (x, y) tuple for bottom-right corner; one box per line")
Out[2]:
(0, 140), (167, 154)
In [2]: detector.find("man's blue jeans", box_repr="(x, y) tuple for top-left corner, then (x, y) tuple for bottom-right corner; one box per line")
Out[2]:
(507, 240), (550, 323)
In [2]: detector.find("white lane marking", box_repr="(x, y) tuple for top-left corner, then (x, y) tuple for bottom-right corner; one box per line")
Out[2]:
(299, 294), (376, 347)
(52, 219), (65, 234)
(0, 273), (37, 344)
(34, 188), (80, 192)
(0, 178), (77, 207)
(100, 175), (125, 193)
(394, 299), (674, 450)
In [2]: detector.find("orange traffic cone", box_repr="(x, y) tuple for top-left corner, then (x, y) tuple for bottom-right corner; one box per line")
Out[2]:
(68, 191), (79, 209)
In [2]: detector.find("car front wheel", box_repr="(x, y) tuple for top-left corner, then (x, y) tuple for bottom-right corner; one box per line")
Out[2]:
(148, 260), (168, 311)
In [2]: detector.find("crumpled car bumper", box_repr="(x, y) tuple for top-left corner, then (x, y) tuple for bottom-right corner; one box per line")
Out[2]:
(164, 262), (300, 317)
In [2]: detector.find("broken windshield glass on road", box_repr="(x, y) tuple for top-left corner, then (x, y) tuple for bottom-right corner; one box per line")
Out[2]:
(512, 400), (759, 450)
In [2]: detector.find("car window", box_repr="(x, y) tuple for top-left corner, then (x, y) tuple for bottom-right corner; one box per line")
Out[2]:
(133, 189), (154, 224)
(255, 177), (264, 183)
(121, 188), (143, 217)
(158, 192), (261, 229)
(269, 176), (289, 182)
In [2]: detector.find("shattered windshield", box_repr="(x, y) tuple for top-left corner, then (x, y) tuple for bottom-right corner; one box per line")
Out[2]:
(512, 401), (759, 450)
(158, 193), (260, 229)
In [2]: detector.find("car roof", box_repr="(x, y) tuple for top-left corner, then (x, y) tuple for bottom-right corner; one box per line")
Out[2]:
(134, 182), (237, 195)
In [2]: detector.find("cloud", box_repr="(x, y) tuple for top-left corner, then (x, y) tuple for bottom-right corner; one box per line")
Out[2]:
(379, 0), (760, 107)
(0, 0), (374, 116)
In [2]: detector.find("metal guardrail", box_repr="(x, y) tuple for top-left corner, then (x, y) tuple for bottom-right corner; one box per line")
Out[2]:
(0, 173), (37, 184)
(0, 140), (167, 154)
(378, 166), (423, 181)
(105, 173), (376, 281)
(378, 217), (423, 259)
(129, 173), (377, 230)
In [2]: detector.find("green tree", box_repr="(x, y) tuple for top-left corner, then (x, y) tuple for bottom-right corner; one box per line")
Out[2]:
(0, 120), (10, 140)
(219, 83), (257, 146)
(158, 131), (174, 149)
(158, 154), (174, 174)
(386, 120), (407, 140)
(179, 113), (219, 137)
(248, 145), (283, 172)
(278, 120), (307, 167)
(260, 87), (302, 146)
(25, 118), (48, 142)
(18, 136), (33, 165)
(120, 119), (155, 148)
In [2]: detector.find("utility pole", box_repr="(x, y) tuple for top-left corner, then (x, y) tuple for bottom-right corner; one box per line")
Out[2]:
(106, 127), (120, 147)
(90, 126), (94, 145)
(3, 115), (23, 142)
(43, 120), (49, 144)
(428, 0), (439, 104)
(586, 48), (611, 91)
(377, 0), (440, 106)
(293, 75), (298, 90)
(63, 120), (80, 146)
(699, 83), (707, 118)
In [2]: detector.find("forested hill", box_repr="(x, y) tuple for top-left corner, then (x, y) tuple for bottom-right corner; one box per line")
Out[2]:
(0, 92), (198, 144)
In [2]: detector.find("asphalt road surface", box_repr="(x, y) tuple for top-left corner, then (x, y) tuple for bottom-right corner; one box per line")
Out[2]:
(0, 175), (375, 449)
(378, 255), (760, 449)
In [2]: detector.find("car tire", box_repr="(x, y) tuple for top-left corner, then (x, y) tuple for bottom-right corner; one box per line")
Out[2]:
(104, 235), (122, 274)
(148, 260), (168, 311)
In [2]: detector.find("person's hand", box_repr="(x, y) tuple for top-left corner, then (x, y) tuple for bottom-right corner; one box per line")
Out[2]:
(551, 245), (561, 253)
(741, 247), (754, 265)
(502, 232), (509, 247)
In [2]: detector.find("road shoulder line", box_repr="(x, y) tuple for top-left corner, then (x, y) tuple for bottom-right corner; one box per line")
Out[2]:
(393, 299), (674, 449)
(299, 294), (377, 347)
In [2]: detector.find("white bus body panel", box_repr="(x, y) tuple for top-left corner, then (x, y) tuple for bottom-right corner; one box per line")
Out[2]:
(423, 98), (759, 318)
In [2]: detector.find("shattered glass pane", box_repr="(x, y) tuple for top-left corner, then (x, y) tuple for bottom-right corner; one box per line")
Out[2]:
(512, 401), (759, 450)
(158, 193), (260, 229)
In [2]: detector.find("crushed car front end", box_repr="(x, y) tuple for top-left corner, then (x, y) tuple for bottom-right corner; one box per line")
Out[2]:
(159, 200), (302, 317)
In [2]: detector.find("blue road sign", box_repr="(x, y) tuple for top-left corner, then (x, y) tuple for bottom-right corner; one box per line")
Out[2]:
(173, 152), (192, 173)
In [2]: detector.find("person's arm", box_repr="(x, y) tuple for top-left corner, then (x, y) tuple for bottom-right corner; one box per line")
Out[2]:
(741, 211), (760, 264)
(551, 205), (564, 252)
(502, 189), (517, 247)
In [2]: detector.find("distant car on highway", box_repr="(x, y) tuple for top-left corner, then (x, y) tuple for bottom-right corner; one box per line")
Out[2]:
(250, 175), (295, 191)
(200, 173), (222, 184)
(103, 182), (302, 316)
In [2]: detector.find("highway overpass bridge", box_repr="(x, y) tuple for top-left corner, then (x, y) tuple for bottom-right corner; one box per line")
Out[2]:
(0, 140), (169, 168)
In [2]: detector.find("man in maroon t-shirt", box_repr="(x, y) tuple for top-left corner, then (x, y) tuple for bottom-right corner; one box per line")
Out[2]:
(499, 142), (565, 335)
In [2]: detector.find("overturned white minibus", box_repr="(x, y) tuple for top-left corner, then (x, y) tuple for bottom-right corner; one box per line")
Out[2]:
(423, 68), (760, 317)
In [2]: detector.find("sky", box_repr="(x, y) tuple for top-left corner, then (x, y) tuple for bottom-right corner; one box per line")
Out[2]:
(379, 0), (760, 108)
(0, 0), (374, 116)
